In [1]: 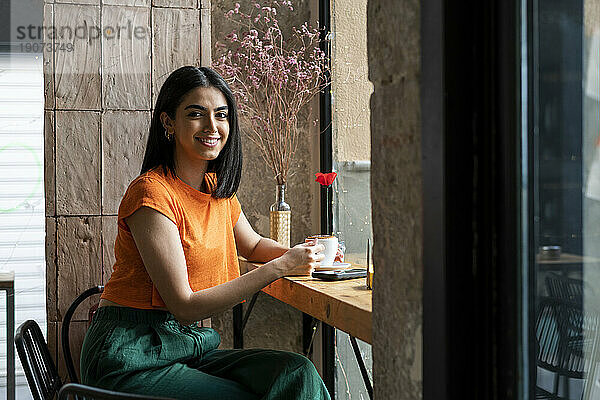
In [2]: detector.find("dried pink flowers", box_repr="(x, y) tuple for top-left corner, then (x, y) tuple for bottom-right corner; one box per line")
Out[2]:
(213, 0), (330, 185)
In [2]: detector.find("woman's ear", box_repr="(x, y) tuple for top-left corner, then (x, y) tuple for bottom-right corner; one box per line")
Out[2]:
(160, 111), (174, 131)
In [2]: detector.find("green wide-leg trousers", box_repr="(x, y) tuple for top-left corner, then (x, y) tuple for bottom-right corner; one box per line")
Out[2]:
(80, 306), (330, 400)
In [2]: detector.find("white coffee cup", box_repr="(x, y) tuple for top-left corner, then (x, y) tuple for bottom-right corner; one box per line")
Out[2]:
(306, 235), (339, 266)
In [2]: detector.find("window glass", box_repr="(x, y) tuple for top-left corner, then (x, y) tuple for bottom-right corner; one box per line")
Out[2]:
(0, 52), (46, 399)
(331, 2), (373, 265)
(330, 0), (373, 398)
(528, 1), (600, 398)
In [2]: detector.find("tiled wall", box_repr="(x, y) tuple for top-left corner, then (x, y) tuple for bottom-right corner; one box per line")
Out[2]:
(43, 0), (210, 381)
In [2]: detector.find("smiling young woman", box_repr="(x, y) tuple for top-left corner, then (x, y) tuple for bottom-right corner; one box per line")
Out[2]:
(78, 66), (330, 400)
(163, 85), (231, 192)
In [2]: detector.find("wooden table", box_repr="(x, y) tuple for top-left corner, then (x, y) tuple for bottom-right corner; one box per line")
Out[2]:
(536, 252), (600, 265)
(239, 259), (372, 344)
(237, 259), (374, 398)
(536, 252), (600, 277)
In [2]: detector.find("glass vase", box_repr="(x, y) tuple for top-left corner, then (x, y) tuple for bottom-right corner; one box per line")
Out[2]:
(270, 184), (291, 247)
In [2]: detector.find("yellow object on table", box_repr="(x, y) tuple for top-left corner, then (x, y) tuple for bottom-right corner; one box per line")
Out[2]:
(366, 239), (373, 290)
(366, 264), (374, 290)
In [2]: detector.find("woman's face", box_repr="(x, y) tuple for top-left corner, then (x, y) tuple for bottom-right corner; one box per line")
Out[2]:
(162, 86), (230, 167)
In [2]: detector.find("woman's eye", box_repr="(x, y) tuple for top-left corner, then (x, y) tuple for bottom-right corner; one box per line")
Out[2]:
(188, 112), (203, 117)
(216, 112), (228, 118)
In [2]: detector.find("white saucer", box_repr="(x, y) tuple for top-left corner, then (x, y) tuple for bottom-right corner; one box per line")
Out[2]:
(315, 262), (351, 271)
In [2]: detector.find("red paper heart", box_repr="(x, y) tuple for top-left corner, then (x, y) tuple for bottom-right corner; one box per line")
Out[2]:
(315, 172), (337, 186)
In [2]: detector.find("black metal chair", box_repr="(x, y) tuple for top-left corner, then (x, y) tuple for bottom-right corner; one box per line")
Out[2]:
(17, 285), (174, 399)
(62, 285), (104, 383)
(57, 383), (167, 400)
(15, 320), (61, 400)
(15, 319), (171, 400)
(535, 295), (600, 400)
(546, 272), (584, 304)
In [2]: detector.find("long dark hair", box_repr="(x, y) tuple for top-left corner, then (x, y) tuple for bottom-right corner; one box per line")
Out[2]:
(141, 66), (242, 198)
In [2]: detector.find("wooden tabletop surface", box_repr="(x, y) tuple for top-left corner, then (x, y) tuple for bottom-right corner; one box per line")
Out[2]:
(536, 252), (600, 265)
(239, 259), (372, 344)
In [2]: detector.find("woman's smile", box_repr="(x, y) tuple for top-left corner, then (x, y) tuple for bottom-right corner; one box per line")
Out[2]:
(195, 136), (221, 147)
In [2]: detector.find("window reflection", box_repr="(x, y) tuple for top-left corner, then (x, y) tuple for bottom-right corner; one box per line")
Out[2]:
(532, 1), (600, 398)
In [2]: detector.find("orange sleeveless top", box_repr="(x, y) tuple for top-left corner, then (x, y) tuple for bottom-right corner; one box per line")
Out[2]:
(101, 166), (242, 309)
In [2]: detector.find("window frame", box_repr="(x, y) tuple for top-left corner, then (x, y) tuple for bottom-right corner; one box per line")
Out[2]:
(422, 0), (525, 398)
(317, 0), (335, 396)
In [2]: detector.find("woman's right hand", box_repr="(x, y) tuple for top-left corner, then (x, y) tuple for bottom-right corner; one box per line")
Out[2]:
(272, 241), (325, 277)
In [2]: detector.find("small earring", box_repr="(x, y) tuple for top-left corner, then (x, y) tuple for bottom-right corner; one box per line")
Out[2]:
(164, 129), (173, 141)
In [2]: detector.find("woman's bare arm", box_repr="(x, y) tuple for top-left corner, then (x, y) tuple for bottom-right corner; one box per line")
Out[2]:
(233, 211), (289, 263)
(126, 206), (323, 325)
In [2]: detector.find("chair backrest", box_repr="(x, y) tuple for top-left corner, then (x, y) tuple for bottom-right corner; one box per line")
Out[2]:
(15, 320), (62, 400)
(62, 285), (104, 384)
(536, 297), (589, 376)
(58, 383), (176, 400)
(545, 272), (583, 304)
(536, 295), (600, 399)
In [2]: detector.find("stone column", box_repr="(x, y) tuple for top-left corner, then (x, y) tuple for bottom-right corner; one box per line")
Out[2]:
(368, 0), (423, 398)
